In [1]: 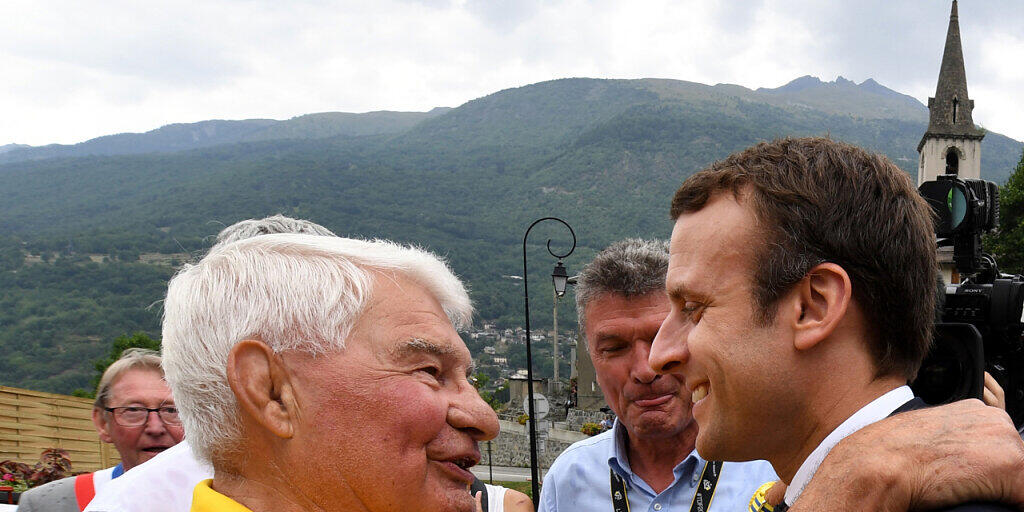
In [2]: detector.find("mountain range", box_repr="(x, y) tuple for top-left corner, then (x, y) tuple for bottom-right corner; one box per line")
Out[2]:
(0, 108), (451, 164)
(1, 75), (1021, 393)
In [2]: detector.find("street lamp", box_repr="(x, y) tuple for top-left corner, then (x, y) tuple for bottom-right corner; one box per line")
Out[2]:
(551, 270), (577, 395)
(552, 261), (569, 297)
(522, 216), (576, 502)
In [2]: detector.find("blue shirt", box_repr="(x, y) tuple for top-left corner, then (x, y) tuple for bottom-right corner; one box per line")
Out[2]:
(539, 421), (777, 512)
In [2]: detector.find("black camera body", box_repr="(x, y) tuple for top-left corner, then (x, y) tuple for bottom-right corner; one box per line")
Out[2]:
(912, 175), (1024, 429)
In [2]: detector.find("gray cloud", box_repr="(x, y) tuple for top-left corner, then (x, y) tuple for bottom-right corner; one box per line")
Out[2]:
(2, 0), (1022, 145)
(464, 0), (546, 31)
(5, 5), (247, 90)
(792, 1), (1022, 87)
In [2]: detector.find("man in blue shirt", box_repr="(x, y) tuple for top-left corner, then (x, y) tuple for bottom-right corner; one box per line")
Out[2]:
(539, 239), (777, 512)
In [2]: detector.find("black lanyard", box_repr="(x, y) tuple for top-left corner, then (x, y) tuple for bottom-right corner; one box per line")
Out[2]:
(610, 469), (631, 512)
(610, 460), (724, 512)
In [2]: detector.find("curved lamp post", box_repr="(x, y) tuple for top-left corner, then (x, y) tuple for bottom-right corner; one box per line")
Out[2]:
(522, 217), (576, 501)
(551, 262), (568, 390)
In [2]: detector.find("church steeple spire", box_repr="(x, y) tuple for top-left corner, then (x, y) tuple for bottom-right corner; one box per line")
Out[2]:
(917, 0), (984, 185)
(921, 0), (985, 146)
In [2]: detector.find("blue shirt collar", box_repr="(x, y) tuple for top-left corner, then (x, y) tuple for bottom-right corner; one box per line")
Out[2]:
(607, 418), (632, 477)
(606, 418), (706, 492)
(111, 462), (125, 479)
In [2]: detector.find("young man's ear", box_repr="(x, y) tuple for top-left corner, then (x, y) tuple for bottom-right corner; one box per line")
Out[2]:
(792, 262), (852, 351)
(227, 340), (296, 439)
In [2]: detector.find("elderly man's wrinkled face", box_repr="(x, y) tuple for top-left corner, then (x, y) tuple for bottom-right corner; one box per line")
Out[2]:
(285, 274), (499, 512)
(92, 368), (185, 471)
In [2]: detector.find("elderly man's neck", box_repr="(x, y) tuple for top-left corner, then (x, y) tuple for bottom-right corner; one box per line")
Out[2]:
(211, 469), (339, 512)
(625, 422), (699, 494)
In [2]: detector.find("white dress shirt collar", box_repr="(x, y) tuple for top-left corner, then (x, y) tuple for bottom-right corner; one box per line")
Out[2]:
(784, 385), (914, 506)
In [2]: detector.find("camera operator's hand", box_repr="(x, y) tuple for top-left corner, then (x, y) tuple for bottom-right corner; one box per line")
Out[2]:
(790, 399), (1024, 512)
(984, 372), (1006, 410)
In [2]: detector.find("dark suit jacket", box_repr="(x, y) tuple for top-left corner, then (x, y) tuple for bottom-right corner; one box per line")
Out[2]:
(891, 398), (1016, 512)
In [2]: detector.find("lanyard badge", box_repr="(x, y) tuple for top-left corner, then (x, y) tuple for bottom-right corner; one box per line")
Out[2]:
(609, 460), (724, 512)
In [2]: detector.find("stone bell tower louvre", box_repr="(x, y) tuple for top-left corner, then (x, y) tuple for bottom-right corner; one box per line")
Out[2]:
(917, 0), (985, 186)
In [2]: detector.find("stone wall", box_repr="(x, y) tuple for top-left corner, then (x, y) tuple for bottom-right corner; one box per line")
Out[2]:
(480, 420), (587, 468)
(564, 408), (608, 431)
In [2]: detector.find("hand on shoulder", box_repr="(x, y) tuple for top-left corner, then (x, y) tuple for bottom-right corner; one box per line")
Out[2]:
(792, 399), (1024, 511)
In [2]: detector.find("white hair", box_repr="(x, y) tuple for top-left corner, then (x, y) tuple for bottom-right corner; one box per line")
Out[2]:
(94, 348), (164, 408)
(212, 214), (336, 248)
(161, 233), (473, 464)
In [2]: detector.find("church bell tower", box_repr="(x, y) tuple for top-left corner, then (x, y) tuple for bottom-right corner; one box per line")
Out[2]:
(918, 0), (985, 185)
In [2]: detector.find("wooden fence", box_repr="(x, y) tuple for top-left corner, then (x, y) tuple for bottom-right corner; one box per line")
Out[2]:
(0, 386), (119, 473)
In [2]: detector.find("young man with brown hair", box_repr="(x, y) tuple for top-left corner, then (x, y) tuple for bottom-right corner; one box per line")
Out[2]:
(650, 137), (1019, 511)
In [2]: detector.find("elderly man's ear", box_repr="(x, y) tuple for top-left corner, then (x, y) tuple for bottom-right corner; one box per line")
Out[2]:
(227, 340), (297, 439)
(91, 407), (115, 444)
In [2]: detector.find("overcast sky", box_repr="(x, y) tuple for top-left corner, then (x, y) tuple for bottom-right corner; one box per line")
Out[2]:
(3, 0), (1023, 146)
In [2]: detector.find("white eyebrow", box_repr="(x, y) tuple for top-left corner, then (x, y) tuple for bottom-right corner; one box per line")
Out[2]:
(392, 338), (458, 358)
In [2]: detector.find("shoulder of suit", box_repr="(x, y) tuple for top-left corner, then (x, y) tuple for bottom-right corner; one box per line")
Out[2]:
(940, 503), (1019, 511)
(18, 476), (79, 511)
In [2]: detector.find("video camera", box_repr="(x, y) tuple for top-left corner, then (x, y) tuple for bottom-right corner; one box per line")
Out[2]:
(911, 175), (1024, 430)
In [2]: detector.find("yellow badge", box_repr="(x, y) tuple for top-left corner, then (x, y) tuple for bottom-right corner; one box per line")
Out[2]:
(748, 481), (778, 512)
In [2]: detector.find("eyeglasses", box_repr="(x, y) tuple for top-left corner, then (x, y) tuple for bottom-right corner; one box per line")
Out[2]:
(103, 406), (181, 427)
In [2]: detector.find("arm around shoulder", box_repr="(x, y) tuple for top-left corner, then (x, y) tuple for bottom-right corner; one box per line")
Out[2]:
(791, 400), (1024, 512)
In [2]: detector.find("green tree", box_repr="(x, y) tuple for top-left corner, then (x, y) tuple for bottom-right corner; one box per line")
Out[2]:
(472, 372), (491, 390)
(472, 372), (502, 411)
(988, 148), (1024, 275)
(72, 332), (161, 398)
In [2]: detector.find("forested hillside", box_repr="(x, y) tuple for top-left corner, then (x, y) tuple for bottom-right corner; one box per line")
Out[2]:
(2, 76), (1021, 393)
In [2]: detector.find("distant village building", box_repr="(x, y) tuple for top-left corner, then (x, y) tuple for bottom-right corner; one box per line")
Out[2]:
(508, 372), (546, 406)
(918, 0), (984, 185)
(573, 337), (607, 411)
(503, 328), (527, 345)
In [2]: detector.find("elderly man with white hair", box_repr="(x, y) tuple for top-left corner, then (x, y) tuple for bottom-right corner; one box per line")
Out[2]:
(84, 215), (334, 512)
(160, 233), (498, 512)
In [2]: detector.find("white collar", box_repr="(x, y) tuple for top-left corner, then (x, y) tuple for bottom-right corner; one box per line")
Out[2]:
(784, 385), (914, 506)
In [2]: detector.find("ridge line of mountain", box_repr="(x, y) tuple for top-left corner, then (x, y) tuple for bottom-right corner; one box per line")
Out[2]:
(2, 75), (963, 165)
